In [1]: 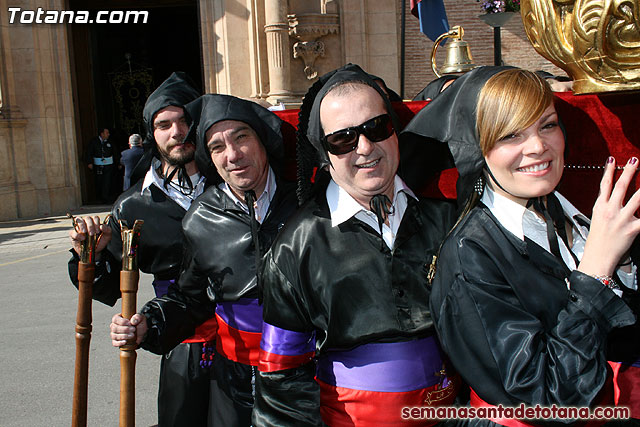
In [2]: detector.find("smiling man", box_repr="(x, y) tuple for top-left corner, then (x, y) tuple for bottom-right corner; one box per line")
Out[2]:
(110, 94), (298, 426)
(253, 64), (459, 426)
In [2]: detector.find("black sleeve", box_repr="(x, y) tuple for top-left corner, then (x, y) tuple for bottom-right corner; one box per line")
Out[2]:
(608, 284), (640, 363)
(139, 228), (214, 355)
(67, 249), (122, 307)
(253, 252), (324, 426)
(254, 364), (325, 427)
(432, 237), (636, 409)
(67, 214), (124, 307)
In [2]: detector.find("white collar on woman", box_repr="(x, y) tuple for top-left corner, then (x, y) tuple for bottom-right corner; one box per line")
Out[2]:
(480, 185), (588, 241)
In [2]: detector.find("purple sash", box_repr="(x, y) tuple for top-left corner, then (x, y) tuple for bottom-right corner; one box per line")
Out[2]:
(316, 336), (444, 393)
(215, 298), (263, 333)
(152, 279), (175, 297)
(261, 323), (316, 356)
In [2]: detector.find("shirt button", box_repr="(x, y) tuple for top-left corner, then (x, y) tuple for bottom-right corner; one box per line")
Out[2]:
(569, 293), (578, 302)
(395, 288), (405, 298)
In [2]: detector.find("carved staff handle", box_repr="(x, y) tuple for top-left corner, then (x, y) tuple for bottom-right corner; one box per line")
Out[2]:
(119, 220), (143, 427)
(68, 213), (109, 427)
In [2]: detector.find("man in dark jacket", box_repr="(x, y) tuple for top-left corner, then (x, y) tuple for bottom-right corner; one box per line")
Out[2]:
(86, 127), (117, 203)
(120, 133), (144, 191)
(252, 64), (459, 426)
(69, 72), (217, 426)
(110, 94), (298, 426)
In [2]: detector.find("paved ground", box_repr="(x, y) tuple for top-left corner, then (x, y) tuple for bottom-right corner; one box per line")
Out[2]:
(0, 206), (160, 427)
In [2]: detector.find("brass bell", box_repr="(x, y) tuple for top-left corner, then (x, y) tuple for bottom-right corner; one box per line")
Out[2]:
(431, 26), (476, 78)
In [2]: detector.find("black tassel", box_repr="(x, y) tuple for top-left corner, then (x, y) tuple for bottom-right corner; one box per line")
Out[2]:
(527, 194), (578, 268)
(369, 194), (393, 251)
(244, 190), (263, 300)
(161, 164), (195, 196)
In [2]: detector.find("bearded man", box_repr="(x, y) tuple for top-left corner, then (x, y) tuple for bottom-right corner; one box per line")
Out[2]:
(68, 72), (217, 426)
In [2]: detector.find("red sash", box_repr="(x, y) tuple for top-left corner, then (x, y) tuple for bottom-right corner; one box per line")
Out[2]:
(182, 316), (217, 343)
(470, 389), (533, 427)
(319, 376), (458, 427)
(215, 313), (261, 366)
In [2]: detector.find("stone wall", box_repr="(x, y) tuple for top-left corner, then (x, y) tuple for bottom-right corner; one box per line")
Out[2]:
(201, 0), (402, 104)
(0, 0), (80, 220)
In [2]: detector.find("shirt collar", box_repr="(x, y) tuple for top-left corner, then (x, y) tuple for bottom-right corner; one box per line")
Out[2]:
(220, 166), (276, 209)
(141, 163), (205, 197)
(481, 186), (589, 241)
(481, 186), (528, 240)
(553, 191), (590, 240)
(327, 175), (416, 227)
(141, 163), (163, 194)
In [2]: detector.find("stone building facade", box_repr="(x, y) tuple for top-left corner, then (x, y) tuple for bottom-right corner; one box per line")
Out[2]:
(0, 0), (561, 220)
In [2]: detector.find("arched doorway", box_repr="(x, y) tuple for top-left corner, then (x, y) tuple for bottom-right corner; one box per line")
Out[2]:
(68, 0), (203, 204)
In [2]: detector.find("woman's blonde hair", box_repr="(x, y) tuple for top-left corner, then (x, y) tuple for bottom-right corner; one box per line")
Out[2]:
(476, 69), (553, 155)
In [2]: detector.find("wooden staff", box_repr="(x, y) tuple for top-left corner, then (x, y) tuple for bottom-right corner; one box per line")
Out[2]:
(119, 220), (143, 427)
(68, 213), (109, 427)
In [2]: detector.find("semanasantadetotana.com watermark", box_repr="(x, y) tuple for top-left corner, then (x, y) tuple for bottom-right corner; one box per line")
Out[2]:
(7, 7), (148, 24)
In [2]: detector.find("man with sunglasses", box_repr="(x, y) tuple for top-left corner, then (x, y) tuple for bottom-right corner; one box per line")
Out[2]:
(253, 64), (459, 426)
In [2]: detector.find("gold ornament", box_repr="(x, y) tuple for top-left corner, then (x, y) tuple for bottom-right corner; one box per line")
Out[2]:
(521, 0), (640, 93)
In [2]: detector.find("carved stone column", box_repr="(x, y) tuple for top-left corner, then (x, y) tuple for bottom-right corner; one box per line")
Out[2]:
(264, 0), (298, 105)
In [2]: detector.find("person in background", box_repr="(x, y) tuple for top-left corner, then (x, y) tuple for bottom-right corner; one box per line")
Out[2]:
(120, 133), (145, 191)
(413, 74), (459, 102)
(535, 70), (574, 92)
(86, 127), (116, 203)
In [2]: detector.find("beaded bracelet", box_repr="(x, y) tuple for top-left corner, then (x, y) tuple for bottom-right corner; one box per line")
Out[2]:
(593, 275), (621, 290)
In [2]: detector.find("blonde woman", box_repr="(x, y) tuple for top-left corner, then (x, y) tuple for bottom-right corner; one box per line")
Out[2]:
(402, 67), (640, 425)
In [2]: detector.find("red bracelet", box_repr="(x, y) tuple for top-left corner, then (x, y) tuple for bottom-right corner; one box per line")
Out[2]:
(593, 275), (621, 290)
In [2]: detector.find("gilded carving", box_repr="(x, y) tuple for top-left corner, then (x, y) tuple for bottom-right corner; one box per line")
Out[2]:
(521, 0), (640, 93)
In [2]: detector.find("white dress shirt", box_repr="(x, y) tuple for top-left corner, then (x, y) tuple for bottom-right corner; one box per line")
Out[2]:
(142, 162), (206, 211)
(219, 166), (276, 224)
(481, 186), (636, 294)
(326, 175), (417, 249)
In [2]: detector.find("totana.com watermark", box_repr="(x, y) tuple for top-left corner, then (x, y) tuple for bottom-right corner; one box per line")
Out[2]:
(7, 7), (148, 24)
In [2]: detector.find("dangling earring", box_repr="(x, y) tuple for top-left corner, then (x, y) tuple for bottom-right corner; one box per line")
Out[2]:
(474, 175), (485, 196)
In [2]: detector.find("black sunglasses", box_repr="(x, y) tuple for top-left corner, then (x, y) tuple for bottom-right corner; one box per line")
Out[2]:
(322, 114), (395, 155)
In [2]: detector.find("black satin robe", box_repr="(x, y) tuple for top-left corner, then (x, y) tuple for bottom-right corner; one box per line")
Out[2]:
(430, 204), (638, 423)
(139, 180), (297, 355)
(253, 190), (456, 426)
(68, 179), (190, 306)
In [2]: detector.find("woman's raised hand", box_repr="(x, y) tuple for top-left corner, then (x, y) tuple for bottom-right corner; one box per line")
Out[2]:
(579, 157), (640, 278)
(578, 157), (640, 276)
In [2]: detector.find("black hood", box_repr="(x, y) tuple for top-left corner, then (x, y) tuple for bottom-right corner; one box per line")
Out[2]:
(368, 73), (403, 102)
(142, 71), (201, 143)
(186, 94), (284, 185)
(400, 66), (514, 205)
(412, 74), (459, 101)
(297, 63), (399, 204)
(130, 72), (201, 185)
